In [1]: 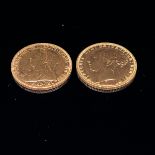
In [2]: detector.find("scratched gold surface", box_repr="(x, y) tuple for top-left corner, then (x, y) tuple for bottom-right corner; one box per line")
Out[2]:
(76, 43), (137, 92)
(11, 43), (72, 93)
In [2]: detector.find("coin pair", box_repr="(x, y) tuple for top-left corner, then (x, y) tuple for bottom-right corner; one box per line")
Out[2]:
(11, 43), (137, 93)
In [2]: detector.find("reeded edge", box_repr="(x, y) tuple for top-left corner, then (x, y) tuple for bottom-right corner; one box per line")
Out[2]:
(76, 42), (137, 92)
(11, 43), (72, 93)
(15, 77), (71, 94)
(77, 72), (136, 93)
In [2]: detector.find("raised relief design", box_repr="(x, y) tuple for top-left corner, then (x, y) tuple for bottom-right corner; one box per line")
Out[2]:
(86, 49), (129, 83)
(19, 49), (62, 84)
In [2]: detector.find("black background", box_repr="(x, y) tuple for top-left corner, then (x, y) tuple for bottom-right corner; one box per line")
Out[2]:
(4, 4), (155, 154)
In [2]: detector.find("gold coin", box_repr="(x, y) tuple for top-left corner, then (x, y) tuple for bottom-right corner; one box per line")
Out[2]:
(76, 42), (137, 92)
(11, 43), (72, 93)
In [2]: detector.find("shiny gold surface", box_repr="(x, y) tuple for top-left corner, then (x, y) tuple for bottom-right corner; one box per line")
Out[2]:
(76, 43), (137, 92)
(11, 43), (72, 93)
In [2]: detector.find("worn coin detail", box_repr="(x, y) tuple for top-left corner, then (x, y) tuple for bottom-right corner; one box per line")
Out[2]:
(11, 43), (72, 93)
(76, 42), (137, 92)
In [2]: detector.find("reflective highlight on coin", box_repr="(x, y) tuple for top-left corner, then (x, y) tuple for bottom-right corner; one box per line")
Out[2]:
(11, 43), (72, 93)
(76, 43), (137, 92)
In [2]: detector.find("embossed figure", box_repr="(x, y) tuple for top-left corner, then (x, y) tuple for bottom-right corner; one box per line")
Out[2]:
(86, 49), (129, 83)
(19, 49), (61, 82)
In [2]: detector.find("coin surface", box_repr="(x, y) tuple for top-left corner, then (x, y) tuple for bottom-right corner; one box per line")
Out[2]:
(76, 42), (137, 92)
(11, 43), (72, 93)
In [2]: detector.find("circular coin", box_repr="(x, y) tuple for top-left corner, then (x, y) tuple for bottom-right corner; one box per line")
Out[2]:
(11, 43), (72, 93)
(76, 42), (137, 92)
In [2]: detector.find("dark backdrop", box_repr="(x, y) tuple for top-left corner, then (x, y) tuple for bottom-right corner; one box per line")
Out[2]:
(4, 8), (155, 155)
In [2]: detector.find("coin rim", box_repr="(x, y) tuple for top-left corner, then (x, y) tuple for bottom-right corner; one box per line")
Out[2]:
(11, 43), (72, 92)
(76, 42), (137, 92)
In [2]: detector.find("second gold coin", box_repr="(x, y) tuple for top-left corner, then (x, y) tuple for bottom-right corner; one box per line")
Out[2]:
(76, 42), (137, 92)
